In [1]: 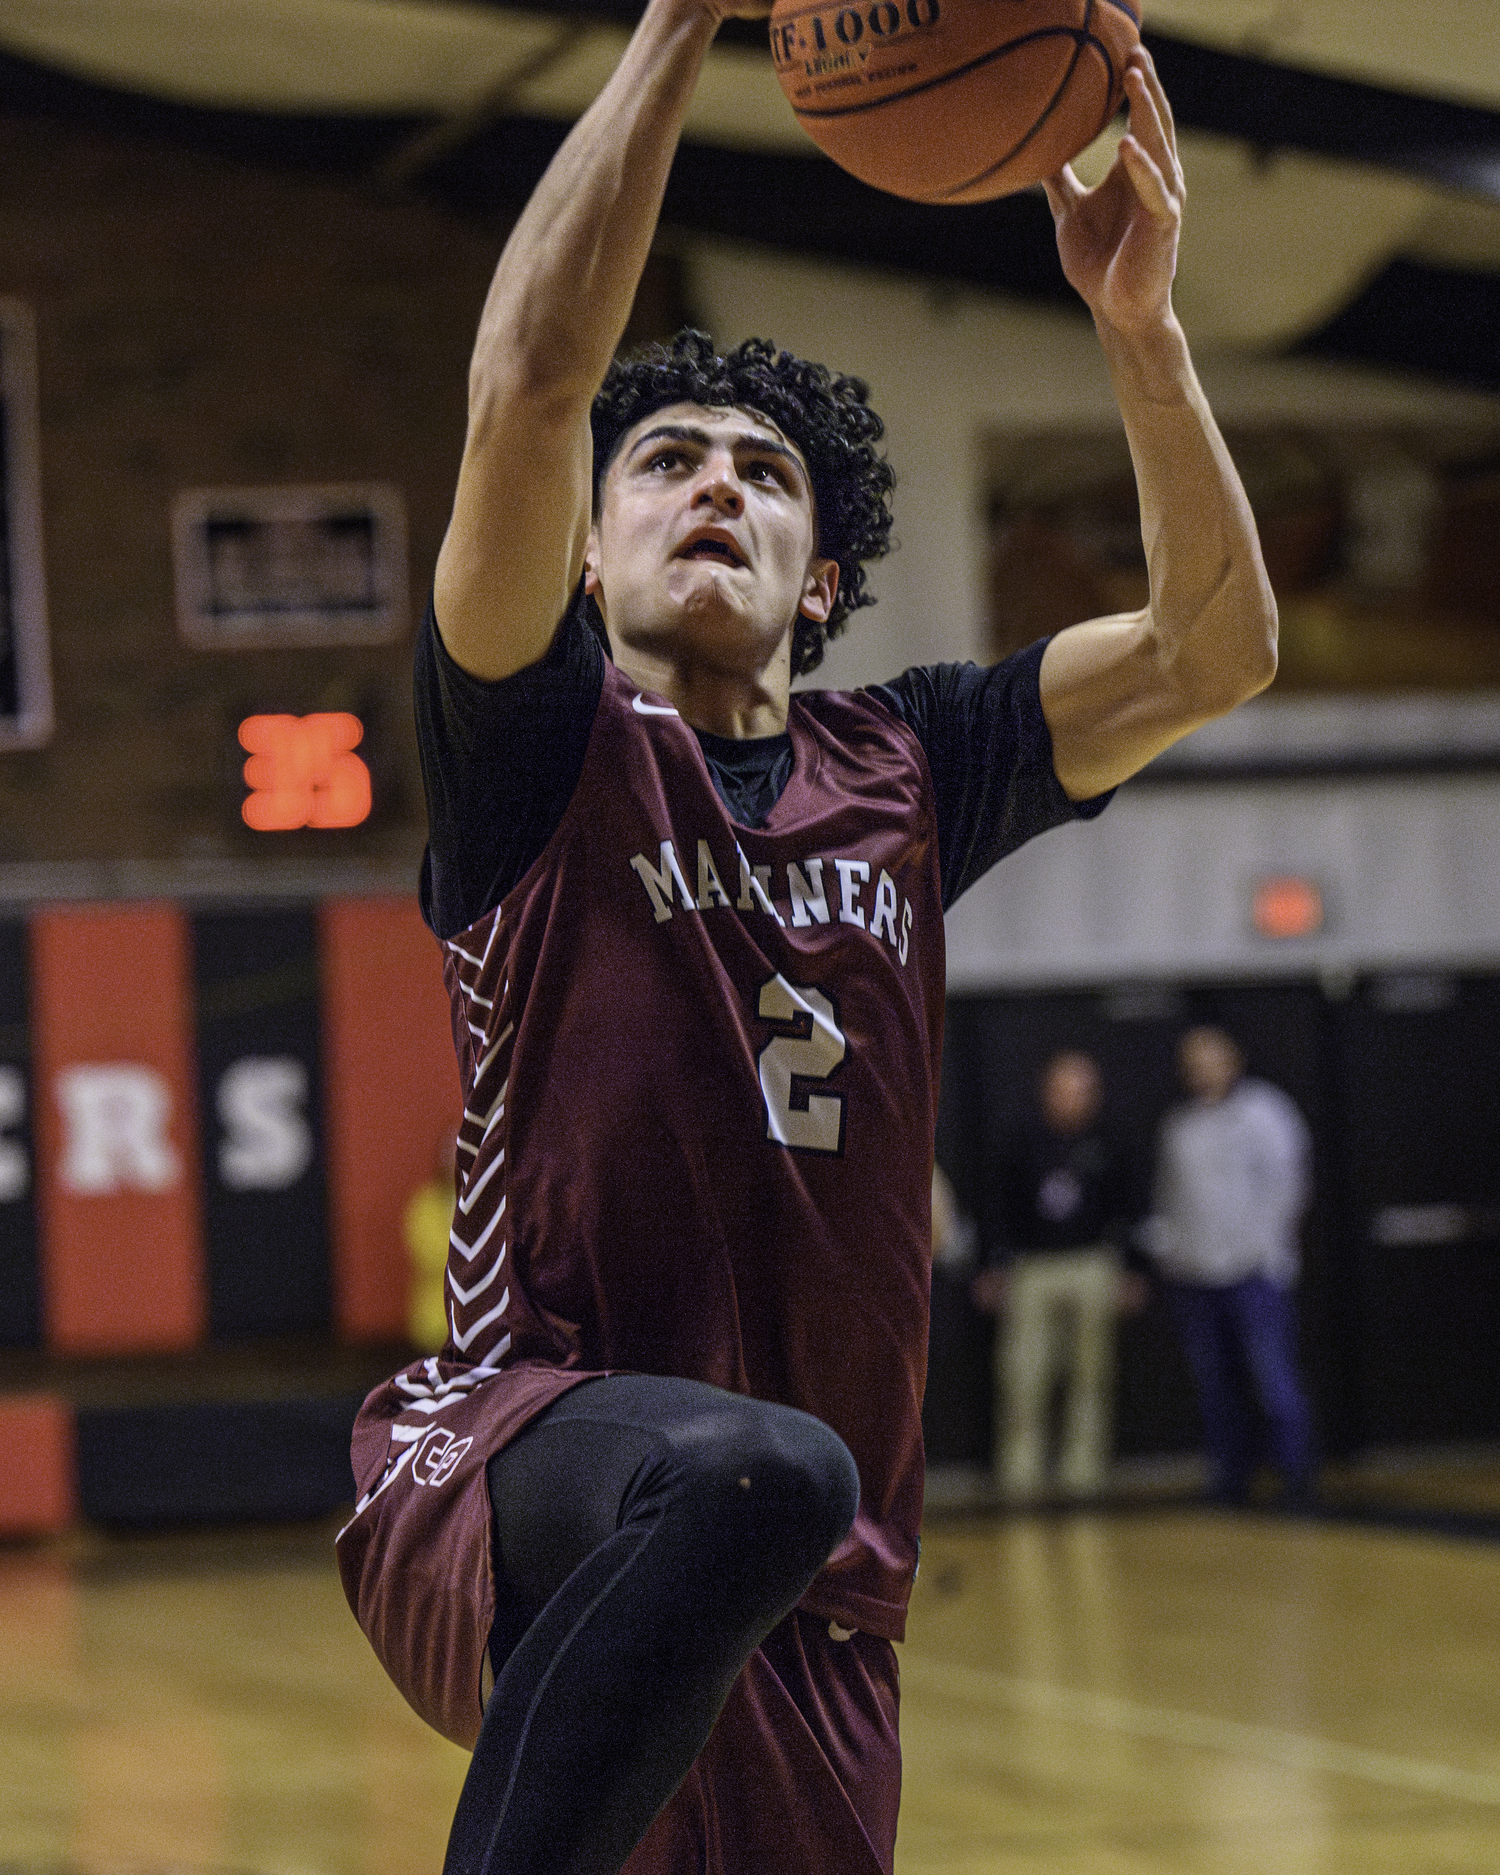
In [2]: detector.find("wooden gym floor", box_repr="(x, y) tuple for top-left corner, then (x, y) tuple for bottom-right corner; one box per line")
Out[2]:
(4, 1493), (1500, 1875)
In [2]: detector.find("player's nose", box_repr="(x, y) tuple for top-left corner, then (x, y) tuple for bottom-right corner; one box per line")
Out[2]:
(691, 451), (745, 515)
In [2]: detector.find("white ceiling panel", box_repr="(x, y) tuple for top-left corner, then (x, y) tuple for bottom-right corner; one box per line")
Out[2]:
(512, 27), (814, 150)
(17, 0), (1499, 119)
(1167, 139), (1438, 348)
(0, 0), (554, 112)
(1143, 0), (1500, 111)
(1407, 192), (1500, 273)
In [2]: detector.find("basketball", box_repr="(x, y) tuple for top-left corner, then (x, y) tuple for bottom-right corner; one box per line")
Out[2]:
(769, 0), (1141, 204)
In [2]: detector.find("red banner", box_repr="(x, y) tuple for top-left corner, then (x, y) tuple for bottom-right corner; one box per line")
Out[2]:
(318, 898), (460, 1341)
(29, 903), (206, 1353)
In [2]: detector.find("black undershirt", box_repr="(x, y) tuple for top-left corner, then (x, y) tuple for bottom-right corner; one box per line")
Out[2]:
(693, 726), (794, 829)
(415, 589), (1111, 941)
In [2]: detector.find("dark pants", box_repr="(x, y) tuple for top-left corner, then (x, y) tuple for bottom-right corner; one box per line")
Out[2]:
(444, 1373), (861, 1875)
(1163, 1275), (1316, 1502)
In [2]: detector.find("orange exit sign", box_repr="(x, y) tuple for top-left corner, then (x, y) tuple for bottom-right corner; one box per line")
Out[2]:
(1251, 874), (1325, 940)
(238, 713), (371, 829)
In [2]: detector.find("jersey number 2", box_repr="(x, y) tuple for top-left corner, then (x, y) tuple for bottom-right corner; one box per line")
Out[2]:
(756, 974), (847, 1156)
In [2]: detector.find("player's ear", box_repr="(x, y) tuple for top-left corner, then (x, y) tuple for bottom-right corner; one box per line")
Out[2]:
(583, 527), (603, 604)
(799, 554), (839, 624)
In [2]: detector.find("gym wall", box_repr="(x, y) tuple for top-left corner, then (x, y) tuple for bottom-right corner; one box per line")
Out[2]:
(928, 971), (1500, 1478)
(0, 894), (459, 1534)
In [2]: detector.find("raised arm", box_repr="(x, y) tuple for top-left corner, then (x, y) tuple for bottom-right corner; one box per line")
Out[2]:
(1037, 51), (1279, 801)
(432, 0), (732, 680)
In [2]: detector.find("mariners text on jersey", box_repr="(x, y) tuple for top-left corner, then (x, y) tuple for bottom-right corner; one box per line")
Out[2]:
(629, 837), (916, 964)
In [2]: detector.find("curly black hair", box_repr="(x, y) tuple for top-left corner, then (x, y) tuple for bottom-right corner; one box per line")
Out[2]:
(589, 329), (895, 677)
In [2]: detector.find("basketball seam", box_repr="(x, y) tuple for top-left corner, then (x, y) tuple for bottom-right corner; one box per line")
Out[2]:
(932, 37), (1091, 203)
(932, 4), (1120, 200)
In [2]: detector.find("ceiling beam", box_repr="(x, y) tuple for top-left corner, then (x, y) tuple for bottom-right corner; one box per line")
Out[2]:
(418, 109), (1071, 295)
(1146, 33), (1500, 202)
(374, 21), (583, 188)
(1298, 258), (1500, 391)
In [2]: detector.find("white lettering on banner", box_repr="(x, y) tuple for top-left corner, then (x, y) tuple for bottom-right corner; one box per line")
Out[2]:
(56, 1064), (181, 1194)
(217, 1056), (313, 1191)
(0, 1064), (28, 1202)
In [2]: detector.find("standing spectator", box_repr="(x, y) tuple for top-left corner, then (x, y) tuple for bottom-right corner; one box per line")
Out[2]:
(1149, 1026), (1317, 1504)
(973, 1050), (1141, 1502)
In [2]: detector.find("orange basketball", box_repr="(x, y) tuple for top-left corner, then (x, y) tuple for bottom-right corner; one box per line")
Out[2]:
(769, 0), (1141, 204)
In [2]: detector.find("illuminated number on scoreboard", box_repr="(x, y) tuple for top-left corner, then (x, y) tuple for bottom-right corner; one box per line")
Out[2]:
(756, 974), (847, 1156)
(238, 712), (372, 830)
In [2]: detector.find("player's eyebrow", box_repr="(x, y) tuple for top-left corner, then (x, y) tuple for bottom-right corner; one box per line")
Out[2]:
(624, 422), (807, 478)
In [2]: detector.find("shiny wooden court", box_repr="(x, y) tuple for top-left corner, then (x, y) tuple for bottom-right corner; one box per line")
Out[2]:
(3, 1504), (1499, 1875)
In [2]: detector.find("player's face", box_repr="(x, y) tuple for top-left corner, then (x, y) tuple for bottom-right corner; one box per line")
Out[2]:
(584, 403), (839, 680)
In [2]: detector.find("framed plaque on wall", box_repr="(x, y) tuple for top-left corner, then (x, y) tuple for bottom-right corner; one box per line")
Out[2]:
(171, 482), (408, 650)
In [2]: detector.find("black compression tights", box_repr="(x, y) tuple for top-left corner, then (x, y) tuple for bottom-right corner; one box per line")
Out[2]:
(442, 1374), (861, 1875)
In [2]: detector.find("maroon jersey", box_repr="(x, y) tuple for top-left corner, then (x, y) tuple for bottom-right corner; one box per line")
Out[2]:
(355, 653), (943, 1642)
(338, 611), (1111, 1751)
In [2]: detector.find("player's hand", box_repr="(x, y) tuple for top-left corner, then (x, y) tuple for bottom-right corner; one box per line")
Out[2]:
(1040, 48), (1184, 337)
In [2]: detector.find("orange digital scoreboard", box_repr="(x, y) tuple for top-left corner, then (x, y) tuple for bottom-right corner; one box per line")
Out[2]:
(238, 712), (372, 829)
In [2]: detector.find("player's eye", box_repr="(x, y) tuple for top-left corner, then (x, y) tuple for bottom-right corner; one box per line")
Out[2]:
(746, 457), (791, 487)
(645, 446), (691, 472)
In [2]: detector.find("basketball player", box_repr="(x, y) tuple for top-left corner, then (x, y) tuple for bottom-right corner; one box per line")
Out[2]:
(335, 0), (1278, 1868)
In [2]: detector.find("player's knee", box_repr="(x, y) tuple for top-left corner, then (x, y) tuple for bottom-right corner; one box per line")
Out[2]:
(675, 1404), (860, 1583)
(751, 1409), (860, 1564)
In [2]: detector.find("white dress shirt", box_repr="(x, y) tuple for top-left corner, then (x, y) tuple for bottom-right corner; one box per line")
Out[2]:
(1150, 1078), (1311, 1287)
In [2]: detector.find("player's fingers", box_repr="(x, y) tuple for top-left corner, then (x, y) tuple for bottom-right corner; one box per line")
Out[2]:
(1123, 64), (1183, 202)
(1123, 64), (1169, 162)
(1129, 45), (1177, 152)
(1042, 163), (1087, 218)
(1118, 135), (1179, 224)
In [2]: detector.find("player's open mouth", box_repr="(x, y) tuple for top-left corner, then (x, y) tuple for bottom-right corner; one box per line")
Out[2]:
(677, 532), (747, 567)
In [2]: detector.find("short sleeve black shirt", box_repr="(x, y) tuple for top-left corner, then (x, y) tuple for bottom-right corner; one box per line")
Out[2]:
(415, 592), (1111, 940)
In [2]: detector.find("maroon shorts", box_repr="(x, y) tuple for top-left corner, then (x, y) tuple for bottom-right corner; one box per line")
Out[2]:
(336, 1357), (902, 1875)
(626, 1613), (899, 1875)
